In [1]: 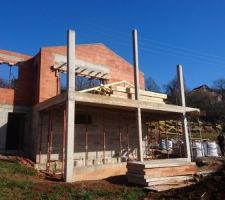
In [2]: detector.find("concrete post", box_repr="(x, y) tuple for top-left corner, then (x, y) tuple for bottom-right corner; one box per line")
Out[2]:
(132, 29), (143, 162)
(177, 64), (191, 162)
(64, 30), (75, 182)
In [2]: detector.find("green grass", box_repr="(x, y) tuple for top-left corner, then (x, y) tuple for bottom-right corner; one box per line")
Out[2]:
(39, 185), (144, 200)
(0, 159), (37, 176)
(0, 159), (145, 200)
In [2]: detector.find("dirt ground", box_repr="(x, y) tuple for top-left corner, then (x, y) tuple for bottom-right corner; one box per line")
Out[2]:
(1, 155), (225, 200)
(64, 157), (225, 200)
(145, 157), (225, 200)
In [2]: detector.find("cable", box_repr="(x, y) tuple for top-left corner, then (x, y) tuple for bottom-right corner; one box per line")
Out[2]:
(78, 21), (225, 63)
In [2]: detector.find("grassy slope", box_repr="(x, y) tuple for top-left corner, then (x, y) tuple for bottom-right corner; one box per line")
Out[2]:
(0, 159), (145, 200)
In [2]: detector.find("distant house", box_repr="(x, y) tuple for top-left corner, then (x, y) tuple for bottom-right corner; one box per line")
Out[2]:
(191, 84), (222, 103)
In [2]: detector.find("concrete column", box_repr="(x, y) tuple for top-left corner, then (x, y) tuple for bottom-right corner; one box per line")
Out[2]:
(64, 30), (75, 182)
(132, 29), (143, 162)
(177, 64), (191, 162)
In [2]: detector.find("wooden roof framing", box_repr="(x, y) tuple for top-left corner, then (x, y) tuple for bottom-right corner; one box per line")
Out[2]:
(53, 53), (110, 79)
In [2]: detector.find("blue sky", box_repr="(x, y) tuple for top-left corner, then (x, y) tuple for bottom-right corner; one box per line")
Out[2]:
(1, 0), (225, 90)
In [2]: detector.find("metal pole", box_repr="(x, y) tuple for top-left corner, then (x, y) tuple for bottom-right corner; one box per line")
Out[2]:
(198, 117), (204, 157)
(126, 119), (130, 160)
(177, 64), (191, 162)
(64, 30), (75, 182)
(49, 109), (53, 167)
(47, 110), (51, 171)
(165, 120), (169, 158)
(85, 125), (88, 166)
(132, 29), (143, 162)
(102, 112), (106, 164)
(118, 114), (122, 159)
(61, 108), (66, 175)
(8, 66), (12, 88)
(38, 112), (43, 164)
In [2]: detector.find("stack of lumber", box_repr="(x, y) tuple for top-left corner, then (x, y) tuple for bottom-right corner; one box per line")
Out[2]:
(126, 159), (197, 187)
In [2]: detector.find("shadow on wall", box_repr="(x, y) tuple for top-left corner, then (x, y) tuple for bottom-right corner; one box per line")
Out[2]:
(0, 123), (7, 151)
(37, 107), (139, 164)
(13, 57), (38, 106)
(0, 111), (27, 154)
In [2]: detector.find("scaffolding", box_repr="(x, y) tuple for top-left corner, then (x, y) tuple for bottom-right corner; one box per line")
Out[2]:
(143, 117), (187, 160)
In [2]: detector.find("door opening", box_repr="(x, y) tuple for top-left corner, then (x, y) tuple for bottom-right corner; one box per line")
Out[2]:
(6, 113), (25, 150)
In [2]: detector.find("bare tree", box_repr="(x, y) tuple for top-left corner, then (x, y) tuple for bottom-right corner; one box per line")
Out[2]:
(213, 78), (225, 101)
(145, 76), (160, 92)
(163, 76), (188, 105)
(163, 76), (179, 104)
(75, 76), (101, 91)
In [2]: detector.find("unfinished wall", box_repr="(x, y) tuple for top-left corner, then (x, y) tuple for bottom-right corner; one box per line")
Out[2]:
(73, 109), (139, 167)
(0, 89), (15, 105)
(0, 50), (36, 106)
(38, 49), (59, 103)
(38, 44), (145, 103)
(14, 58), (38, 106)
(35, 108), (64, 164)
(35, 106), (148, 170)
(0, 104), (30, 151)
(0, 105), (9, 150)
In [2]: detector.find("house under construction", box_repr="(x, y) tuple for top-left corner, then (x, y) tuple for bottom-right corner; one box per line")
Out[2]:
(0, 29), (199, 183)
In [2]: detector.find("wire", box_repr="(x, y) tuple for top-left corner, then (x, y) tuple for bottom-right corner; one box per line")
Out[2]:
(81, 21), (225, 59)
(78, 22), (225, 65)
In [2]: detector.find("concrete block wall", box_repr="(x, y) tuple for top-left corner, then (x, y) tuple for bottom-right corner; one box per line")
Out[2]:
(73, 109), (143, 166)
(35, 108), (64, 164)
(35, 106), (148, 168)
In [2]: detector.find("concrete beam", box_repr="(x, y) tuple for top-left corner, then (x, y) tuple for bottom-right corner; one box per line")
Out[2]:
(33, 94), (66, 111)
(133, 29), (143, 161)
(0, 52), (26, 65)
(64, 30), (76, 182)
(33, 91), (199, 114)
(177, 64), (191, 162)
(72, 92), (199, 114)
(132, 29), (140, 100)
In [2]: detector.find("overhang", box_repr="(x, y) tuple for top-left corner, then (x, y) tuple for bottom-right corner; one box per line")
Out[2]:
(72, 92), (199, 114)
(34, 92), (199, 116)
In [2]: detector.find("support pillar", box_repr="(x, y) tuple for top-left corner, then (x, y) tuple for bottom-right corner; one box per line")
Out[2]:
(132, 29), (143, 162)
(177, 64), (191, 162)
(64, 30), (75, 182)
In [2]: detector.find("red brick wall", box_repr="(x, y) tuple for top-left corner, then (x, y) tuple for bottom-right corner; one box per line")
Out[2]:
(14, 58), (37, 106)
(0, 88), (14, 104)
(0, 44), (146, 105)
(0, 50), (37, 106)
(38, 49), (59, 103)
(75, 44), (145, 88)
(38, 44), (145, 103)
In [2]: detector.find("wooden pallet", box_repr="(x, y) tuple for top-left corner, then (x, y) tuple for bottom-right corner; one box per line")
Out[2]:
(126, 158), (197, 187)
